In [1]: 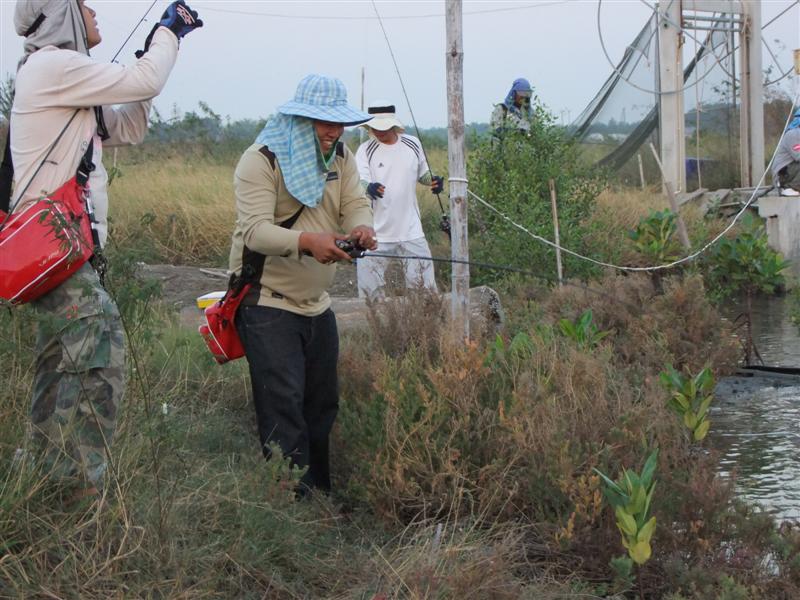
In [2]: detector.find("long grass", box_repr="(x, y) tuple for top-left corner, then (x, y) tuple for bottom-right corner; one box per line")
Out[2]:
(4, 146), (799, 598)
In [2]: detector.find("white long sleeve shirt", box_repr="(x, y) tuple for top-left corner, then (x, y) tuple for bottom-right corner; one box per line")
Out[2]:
(10, 27), (179, 246)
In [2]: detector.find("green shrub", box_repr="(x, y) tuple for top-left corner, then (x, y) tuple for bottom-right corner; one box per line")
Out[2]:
(467, 96), (606, 285)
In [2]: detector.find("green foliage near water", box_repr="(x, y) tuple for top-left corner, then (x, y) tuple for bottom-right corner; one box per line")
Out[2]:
(660, 365), (716, 442)
(629, 209), (682, 265)
(467, 97), (607, 286)
(594, 449), (658, 566)
(705, 212), (789, 301)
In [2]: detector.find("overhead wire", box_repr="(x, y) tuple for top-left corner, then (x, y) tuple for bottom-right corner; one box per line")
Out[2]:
(199, 1), (570, 21)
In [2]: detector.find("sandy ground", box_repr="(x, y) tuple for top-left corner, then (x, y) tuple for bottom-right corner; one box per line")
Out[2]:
(137, 263), (503, 335)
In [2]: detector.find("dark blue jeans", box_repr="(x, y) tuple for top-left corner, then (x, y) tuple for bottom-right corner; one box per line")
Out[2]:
(236, 305), (339, 492)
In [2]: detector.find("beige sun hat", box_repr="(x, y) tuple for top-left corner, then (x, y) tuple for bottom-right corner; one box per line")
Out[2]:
(363, 99), (405, 132)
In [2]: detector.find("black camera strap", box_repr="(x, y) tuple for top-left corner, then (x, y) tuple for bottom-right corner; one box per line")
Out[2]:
(0, 126), (13, 214)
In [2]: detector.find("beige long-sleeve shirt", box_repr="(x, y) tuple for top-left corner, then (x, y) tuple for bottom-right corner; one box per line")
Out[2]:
(228, 143), (373, 317)
(10, 27), (179, 245)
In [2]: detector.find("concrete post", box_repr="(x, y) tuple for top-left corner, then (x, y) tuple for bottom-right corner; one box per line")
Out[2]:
(658, 0), (686, 193)
(739, 1), (765, 187)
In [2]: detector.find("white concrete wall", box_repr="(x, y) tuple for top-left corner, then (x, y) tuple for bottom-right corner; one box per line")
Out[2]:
(758, 197), (800, 276)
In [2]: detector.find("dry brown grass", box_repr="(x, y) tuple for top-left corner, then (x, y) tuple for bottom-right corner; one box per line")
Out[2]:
(585, 187), (730, 269)
(108, 157), (236, 265)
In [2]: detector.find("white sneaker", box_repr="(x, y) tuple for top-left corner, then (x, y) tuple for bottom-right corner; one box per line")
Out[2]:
(780, 187), (800, 197)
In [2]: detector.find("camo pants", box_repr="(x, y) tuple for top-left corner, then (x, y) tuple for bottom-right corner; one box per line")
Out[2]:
(29, 263), (125, 489)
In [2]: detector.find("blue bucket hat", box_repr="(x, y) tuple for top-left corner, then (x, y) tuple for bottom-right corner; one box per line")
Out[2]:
(277, 74), (371, 126)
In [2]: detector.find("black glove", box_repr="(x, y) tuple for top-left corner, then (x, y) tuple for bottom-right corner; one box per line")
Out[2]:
(366, 182), (385, 200)
(136, 0), (203, 58)
(431, 175), (444, 195)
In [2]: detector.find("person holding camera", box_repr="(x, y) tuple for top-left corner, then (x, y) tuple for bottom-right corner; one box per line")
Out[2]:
(228, 74), (376, 496)
(8, 0), (202, 501)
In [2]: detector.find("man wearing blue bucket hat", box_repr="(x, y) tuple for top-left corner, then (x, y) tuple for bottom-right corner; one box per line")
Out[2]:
(228, 74), (376, 496)
(490, 77), (534, 134)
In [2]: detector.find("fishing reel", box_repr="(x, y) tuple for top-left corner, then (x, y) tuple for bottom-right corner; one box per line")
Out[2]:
(439, 214), (452, 239)
(335, 238), (368, 259)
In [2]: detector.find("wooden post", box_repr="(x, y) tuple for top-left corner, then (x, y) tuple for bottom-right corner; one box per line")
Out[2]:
(548, 179), (563, 287)
(649, 143), (691, 251)
(637, 153), (646, 190)
(446, 0), (469, 342)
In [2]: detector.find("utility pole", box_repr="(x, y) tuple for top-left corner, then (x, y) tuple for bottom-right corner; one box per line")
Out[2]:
(445, 0), (469, 342)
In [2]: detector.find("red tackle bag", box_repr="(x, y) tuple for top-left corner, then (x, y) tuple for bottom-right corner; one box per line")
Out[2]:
(0, 176), (94, 305)
(199, 283), (251, 364)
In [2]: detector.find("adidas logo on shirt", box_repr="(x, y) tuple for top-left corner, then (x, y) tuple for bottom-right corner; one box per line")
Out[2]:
(378, 162), (384, 168)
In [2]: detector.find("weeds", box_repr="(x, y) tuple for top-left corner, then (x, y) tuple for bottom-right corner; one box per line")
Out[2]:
(2, 139), (798, 596)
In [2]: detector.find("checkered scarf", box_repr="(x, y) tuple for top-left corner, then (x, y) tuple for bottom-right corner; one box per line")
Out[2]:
(788, 108), (800, 132)
(255, 114), (328, 208)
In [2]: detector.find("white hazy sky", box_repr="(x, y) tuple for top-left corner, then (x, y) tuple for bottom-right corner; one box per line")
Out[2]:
(1, 0), (798, 128)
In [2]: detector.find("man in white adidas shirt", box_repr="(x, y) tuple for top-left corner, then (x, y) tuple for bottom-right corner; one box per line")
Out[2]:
(355, 100), (443, 299)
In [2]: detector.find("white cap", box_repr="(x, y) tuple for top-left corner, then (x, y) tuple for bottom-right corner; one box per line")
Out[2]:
(363, 99), (405, 132)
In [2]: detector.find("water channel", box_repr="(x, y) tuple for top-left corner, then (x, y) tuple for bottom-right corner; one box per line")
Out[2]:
(710, 296), (800, 521)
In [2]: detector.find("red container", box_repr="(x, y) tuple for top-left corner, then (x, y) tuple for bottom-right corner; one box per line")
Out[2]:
(199, 283), (251, 364)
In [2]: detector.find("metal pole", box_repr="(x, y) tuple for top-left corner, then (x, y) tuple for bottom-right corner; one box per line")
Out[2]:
(446, 0), (469, 342)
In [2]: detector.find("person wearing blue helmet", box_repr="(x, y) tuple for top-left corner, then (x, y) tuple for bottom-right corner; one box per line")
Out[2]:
(772, 108), (800, 197)
(490, 78), (534, 134)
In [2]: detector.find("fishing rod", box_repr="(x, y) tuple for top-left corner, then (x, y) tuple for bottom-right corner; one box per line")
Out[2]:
(370, 0), (451, 238)
(335, 239), (641, 310)
(365, 252), (640, 310)
(111, 0), (161, 63)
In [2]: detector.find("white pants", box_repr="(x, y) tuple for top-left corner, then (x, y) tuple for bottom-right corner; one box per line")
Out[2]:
(357, 237), (438, 299)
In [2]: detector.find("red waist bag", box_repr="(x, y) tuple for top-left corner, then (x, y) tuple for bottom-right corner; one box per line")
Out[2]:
(0, 176), (94, 305)
(199, 283), (252, 364)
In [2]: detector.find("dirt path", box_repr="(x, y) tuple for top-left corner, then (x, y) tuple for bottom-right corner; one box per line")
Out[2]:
(136, 263), (503, 335)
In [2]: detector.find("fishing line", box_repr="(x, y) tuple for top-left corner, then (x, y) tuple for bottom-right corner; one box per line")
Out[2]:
(369, 0), (450, 229)
(359, 252), (642, 310)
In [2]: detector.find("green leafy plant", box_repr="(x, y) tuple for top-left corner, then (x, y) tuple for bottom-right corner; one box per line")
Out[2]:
(558, 308), (611, 349)
(594, 449), (658, 565)
(629, 209), (682, 265)
(659, 365), (715, 441)
(705, 212), (789, 363)
(468, 95), (606, 285)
